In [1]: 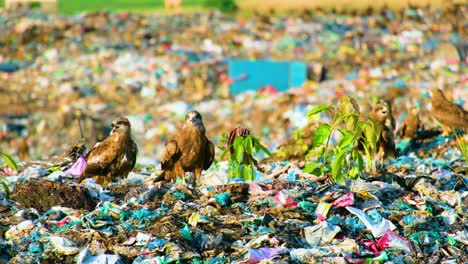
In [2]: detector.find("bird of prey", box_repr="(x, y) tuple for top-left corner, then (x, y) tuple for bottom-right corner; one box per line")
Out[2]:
(78, 117), (137, 186)
(377, 99), (396, 132)
(369, 100), (396, 163)
(158, 110), (214, 185)
(17, 136), (30, 161)
(397, 104), (422, 139)
(430, 88), (468, 135)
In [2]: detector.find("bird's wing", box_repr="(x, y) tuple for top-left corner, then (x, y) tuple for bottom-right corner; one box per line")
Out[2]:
(397, 122), (407, 138)
(204, 139), (215, 170)
(436, 101), (468, 128)
(84, 138), (118, 175)
(381, 127), (394, 145)
(130, 140), (138, 170)
(161, 136), (180, 170)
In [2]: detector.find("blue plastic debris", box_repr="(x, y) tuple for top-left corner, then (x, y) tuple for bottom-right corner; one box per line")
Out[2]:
(214, 192), (231, 207)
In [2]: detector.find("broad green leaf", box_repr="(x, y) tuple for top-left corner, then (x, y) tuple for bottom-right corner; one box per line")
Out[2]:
(352, 149), (364, 173)
(251, 136), (272, 157)
(331, 112), (358, 129)
(332, 151), (346, 182)
(233, 137), (244, 163)
(303, 162), (317, 173)
(250, 166), (256, 181)
(307, 105), (330, 117)
(240, 165), (253, 181)
(339, 95), (352, 114)
(245, 136), (253, 155)
(313, 123), (331, 147)
(338, 129), (354, 149)
(349, 166), (360, 179)
(353, 122), (363, 141)
(303, 162), (323, 175)
(306, 145), (326, 161)
(0, 151), (17, 171)
(258, 144), (272, 157)
(345, 114), (359, 131)
(364, 119), (380, 151)
(361, 141), (372, 170)
(220, 148), (230, 160)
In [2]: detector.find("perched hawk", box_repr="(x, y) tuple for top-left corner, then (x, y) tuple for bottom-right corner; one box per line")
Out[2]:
(158, 110), (214, 185)
(369, 100), (396, 162)
(79, 117), (137, 186)
(377, 99), (396, 131)
(17, 136), (30, 161)
(397, 105), (421, 139)
(430, 88), (468, 135)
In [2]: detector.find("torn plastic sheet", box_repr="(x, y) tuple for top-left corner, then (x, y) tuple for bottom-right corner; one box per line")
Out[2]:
(345, 206), (396, 238)
(274, 191), (298, 207)
(65, 155), (87, 177)
(304, 222), (341, 246)
(238, 247), (287, 264)
(377, 229), (412, 254)
(331, 192), (355, 208)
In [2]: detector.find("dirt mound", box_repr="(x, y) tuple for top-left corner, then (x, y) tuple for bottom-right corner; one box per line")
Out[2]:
(11, 179), (96, 212)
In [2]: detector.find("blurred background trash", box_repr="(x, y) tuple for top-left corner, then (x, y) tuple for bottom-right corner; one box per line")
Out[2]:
(0, 1), (467, 263)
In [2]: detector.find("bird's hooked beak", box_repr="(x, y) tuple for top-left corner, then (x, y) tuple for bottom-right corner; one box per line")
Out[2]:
(111, 124), (118, 134)
(380, 106), (388, 116)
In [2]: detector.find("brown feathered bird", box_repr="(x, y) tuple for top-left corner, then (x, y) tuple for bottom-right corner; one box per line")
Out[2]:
(158, 110), (215, 185)
(377, 99), (396, 132)
(79, 117), (137, 186)
(369, 100), (396, 163)
(430, 88), (468, 135)
(17, 136), (30, 161)
(397, 105), (421, 139)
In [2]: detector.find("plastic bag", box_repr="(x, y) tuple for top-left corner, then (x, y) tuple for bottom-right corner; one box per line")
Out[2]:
(66, 155), (87, 177)
(274, 191), (298, 207)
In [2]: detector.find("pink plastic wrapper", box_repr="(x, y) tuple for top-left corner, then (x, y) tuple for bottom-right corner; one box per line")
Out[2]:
(65, 155), (86, 177)
(239, 247), (286, 264)
(274, 191), (298, 207)
(55, 217), (71, 227)
(377, 229), (412, 254)
(360, 238), (380, 254)
(331, 192), (355, 208)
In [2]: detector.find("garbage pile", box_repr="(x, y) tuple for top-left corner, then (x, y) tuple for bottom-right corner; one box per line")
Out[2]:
(1, 151), (467, 263)
(0, 5), (467, 264)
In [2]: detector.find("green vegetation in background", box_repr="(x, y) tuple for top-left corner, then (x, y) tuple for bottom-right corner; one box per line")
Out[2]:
(0, 0), (211, 13)
(0, 0), (450, 14)
(0, 150), (17, 196)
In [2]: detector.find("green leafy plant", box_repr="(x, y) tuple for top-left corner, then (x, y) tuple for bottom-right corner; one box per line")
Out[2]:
(219, 133), (271, 181)
(454, 132), (468, 164)
(0, 150), (17, 196)
(204, 0), (238, 13)
(303, 96), (380, 184)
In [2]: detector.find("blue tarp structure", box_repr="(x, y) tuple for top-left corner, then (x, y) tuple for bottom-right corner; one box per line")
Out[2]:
(228, 60), (307, 94)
